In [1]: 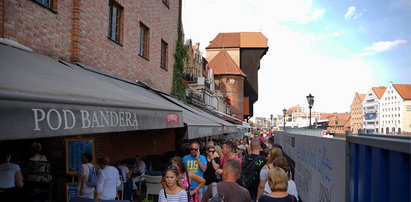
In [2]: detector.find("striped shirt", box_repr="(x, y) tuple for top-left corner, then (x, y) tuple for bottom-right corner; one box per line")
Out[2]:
(158, 189), (188, 202)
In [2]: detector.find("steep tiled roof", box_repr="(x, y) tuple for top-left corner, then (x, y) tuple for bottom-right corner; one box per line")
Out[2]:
(372, 87), (386, 99)
(206, 32), (268, 49)
(393, 84), (411, 100)
(358, 93), (366, 102)
(208, 50), (246, 77)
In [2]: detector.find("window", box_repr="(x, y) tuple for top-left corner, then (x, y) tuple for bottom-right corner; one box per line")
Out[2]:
(108, 1), (123, 43)
(139, 23), (150, 59)
(33, 0), (51, 8)
(160, 40), (168, 70)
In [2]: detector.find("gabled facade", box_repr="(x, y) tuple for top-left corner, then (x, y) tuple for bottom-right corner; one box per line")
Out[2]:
(350, 92), (366, 134)
(206, 32), (268, 119)
(380, 83), (411, 134)
(363, 87), (386, 133)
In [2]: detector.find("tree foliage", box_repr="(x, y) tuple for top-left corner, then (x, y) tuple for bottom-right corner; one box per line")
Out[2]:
(171, 28), (187, 102)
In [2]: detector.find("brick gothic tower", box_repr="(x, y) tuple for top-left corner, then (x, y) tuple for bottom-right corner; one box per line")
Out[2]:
(207, 32), (268, 120)
(209, 50), (246, 119)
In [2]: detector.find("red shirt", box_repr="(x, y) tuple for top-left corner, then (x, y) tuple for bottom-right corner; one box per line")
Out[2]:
(220, 155), (242, 168)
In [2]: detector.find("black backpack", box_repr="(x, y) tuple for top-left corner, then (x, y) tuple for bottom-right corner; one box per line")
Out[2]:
(239, 155), (266, 189)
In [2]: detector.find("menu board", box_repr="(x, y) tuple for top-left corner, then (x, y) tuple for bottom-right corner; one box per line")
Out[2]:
(66, 182), (78, 202)
(65, 138), (95, 175)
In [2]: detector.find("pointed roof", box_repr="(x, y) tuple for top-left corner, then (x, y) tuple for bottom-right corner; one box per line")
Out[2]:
(393, 84), (411, 100)
(372, 86), (386, 99)
(206, 32), (268, 49)
(358, 93), (366, 102)
(208, 50), (246, 77)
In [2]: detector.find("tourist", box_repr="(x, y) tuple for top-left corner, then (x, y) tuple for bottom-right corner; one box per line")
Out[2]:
(158, 166), (188, 202)
(169, 156), (205, 200)
(239, 139), (267, 201)
(203, 146), (220, 190)
(257, 148), (283, 199)
(263, 157), (298, 199)
(96, 156), (121, 200)
(132, 155), (146, 195)
(216, 141), (242, 175)
(258, 167), (297, 202)
(0, 148), (23, 201)
(202, 159), (251, 202)
(183, 141), (207, 199)
(78, 153), (95, 199)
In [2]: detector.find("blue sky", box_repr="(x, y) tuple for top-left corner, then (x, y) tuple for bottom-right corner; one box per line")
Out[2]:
(182, 0), (411, 118)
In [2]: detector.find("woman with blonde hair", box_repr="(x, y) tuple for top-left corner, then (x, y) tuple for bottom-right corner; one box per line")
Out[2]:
(214, 145), (223, 159)
(264, 157), (298, 199)
(158, 166), (188, 202)
(258, 167), (297, 202)
(257, 148), (283, 199)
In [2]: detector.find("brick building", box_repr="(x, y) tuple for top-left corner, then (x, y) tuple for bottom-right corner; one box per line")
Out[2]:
(350, 92), (366, 134)
(206, 32), (268, 120)
(0, 1), (184, 201)
(1, 0), (180, 93)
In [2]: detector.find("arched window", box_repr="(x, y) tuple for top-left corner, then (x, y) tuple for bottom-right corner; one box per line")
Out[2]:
(386, 127), (389, 134)
(398, 128), (401, 134)
(392, 127), (396, 134)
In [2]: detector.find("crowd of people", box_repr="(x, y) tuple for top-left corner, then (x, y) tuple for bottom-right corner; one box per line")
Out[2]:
(0, 133), (299, 202)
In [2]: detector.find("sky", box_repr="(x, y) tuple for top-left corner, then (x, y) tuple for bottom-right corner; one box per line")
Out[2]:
(182, 0), (411, 119)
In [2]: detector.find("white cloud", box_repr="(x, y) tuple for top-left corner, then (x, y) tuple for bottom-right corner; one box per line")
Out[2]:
(344, 6), (363, 20)
(296, 8), (325, 24)
(365, 39), (408, 52)
(344, 6), (356, 20)
(356, 39), (408, 58)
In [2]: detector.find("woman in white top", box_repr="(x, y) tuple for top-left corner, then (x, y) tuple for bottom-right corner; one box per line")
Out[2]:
(257, 148), (283, 200)
(158, 166), (188, 202)
(0, 149), (24, 201)
(262, 157), (298, 199)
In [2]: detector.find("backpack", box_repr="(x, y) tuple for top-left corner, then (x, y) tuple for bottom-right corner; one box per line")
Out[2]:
(86, 164), (97, 188)
(239, 155), (266, 189)
(208, 182), (224, 202)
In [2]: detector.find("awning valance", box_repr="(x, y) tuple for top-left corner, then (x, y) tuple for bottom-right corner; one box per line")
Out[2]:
(0, 44), (183, 140)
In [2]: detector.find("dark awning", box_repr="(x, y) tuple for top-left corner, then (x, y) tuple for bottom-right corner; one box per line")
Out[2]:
(74, 62), (224, 140)
(163, 94), (238, 135)
(0, 43), (183, 141)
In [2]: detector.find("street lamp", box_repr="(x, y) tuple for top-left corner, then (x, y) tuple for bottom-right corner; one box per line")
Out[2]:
(306, 93), (314, 128)
(282, 108), (287, 131)
(270, 114), (273, 129)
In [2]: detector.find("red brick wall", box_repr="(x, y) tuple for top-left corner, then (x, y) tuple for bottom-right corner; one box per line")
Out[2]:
(2, 0), (180, 93)
(2, 0), (73, 60)
(215, 75), (244, 119)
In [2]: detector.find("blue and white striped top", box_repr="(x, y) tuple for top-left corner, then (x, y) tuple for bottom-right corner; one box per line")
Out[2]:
(158, 189), (188, 202)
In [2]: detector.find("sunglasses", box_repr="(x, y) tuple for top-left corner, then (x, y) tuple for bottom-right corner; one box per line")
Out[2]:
(167, 165), (178, 170)
(191, 148), (199, 151)
(208, 150), (215, 153)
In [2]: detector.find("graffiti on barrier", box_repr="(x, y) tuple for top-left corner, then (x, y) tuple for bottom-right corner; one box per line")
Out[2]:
(296, 144), (333, 182)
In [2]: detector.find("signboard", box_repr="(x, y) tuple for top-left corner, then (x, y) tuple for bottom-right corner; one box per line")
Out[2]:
(65, 138), (95, 175)
(365, 113), (376, 120)
(0, 100), (183, 141)
(66, 183), (78, 202)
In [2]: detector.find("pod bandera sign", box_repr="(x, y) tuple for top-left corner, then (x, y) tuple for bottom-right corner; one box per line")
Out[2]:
(0, 100), (183, 140)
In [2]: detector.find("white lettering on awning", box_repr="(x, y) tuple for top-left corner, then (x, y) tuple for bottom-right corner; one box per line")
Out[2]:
(32, 109), (139, 131)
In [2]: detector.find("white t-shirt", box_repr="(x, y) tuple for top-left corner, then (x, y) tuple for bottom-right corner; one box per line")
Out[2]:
(96, 166), (121, 200)
(78, 163), (95, 194)
(0, 162), (21, 188)
(118, 165), (129, 182)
